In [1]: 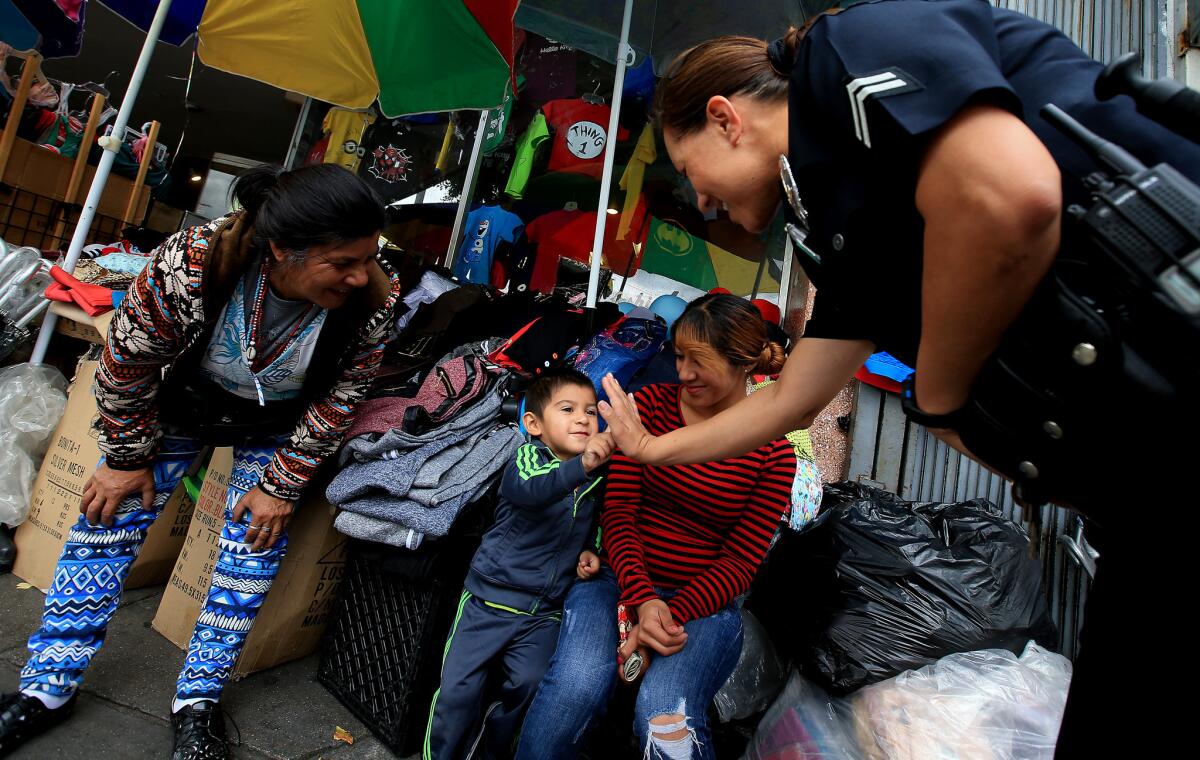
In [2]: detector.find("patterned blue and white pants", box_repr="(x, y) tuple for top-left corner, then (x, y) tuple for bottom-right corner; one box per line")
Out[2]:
(19, 432), (288, 707)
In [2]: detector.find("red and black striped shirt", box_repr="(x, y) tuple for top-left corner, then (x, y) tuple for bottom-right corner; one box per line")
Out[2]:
(600, 384), (796, 624)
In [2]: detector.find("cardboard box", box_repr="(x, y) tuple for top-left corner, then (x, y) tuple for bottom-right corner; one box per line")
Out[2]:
(51, 307), (115, 346)
(12, 359), (197, 590)
(152, 449), (347, 676)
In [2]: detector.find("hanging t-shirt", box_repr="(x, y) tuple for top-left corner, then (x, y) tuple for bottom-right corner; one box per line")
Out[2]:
(640, 216), (779, 295)
(518, 34), (578, 105)
(322, 108), (376, 172)
(542, 99), (629, 175)
(482, 76), (523, 155)
(522, 206), (648, 293)
(357, 116), (446, 203)
(491, 236), (537, 293)
(505, 98), (631, 198)
(622, 57), (657, 107)
(618, 124), (656, 240)
(454, 206), (525, 285)
(305, 133), (329, 166)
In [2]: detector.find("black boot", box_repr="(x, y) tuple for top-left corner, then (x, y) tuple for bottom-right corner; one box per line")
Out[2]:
(171, 702), (229, 760)
(0, 691), (77, 757)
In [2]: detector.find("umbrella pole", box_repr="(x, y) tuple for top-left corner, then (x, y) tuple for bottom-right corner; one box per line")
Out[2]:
(445, 110), (489, 272)
(283, 96), (314, 169)
(615, 241), (640, 299)
(585, 0), (635, 309)
(30, 0), (175, 365)
(751, 249), (768, 298)
(778, 235), (795, 317)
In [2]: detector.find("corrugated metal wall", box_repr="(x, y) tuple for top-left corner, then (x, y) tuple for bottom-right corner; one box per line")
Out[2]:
(993, 0), (1174, 77)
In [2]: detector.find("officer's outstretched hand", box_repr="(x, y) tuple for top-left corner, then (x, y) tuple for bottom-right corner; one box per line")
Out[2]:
(599, 375), (658, 464)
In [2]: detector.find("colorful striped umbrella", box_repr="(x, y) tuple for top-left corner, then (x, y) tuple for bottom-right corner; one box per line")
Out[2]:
(27, 0), (519, 116)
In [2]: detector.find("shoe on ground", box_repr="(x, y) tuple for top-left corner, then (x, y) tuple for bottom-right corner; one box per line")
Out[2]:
(0, 691), (77, 757)
(171, 702), (230, 760)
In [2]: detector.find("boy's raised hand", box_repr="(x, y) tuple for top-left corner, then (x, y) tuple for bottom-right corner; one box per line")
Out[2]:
(581, 431), (615, 473)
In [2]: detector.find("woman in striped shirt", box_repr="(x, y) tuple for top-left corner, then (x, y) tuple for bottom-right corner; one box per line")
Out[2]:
(517, 295), (796, 760)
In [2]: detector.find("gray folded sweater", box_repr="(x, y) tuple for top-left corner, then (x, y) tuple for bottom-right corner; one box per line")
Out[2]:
(339, 378), (506, 465)
(327, 423), (522, 537)
(334, 476), (494, 538)
(333, 511), (424, 550)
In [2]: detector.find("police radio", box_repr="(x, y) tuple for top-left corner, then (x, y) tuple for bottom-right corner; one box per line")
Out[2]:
(951, 59), (1200, 512)
(1045, 51), (1200, 325)
(1041, 104), (1200, 323)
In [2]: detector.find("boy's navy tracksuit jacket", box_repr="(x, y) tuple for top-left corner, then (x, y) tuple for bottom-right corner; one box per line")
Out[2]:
(425, 439), (603, 758)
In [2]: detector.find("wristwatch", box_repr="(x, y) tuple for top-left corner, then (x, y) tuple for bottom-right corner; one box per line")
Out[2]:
(900, 375), (966, 430)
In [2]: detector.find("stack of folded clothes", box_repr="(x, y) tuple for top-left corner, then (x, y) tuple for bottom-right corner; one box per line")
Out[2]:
(329, 342), (521, 549)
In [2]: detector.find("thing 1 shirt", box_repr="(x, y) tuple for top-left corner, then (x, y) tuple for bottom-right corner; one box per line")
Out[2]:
(455, 206), (525, 285)
(542, 99), (630, 176)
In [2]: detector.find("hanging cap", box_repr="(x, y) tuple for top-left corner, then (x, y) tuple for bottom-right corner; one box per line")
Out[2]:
(708, 287), (732, 295)
(649, 294), (688, 327)
(750, 298), (781, 325)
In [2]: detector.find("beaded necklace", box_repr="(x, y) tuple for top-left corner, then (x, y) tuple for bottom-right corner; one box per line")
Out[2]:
(246, 256), (316, 374)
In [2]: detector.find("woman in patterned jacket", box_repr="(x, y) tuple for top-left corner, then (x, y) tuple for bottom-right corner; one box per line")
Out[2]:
(0, 164), (400, 760)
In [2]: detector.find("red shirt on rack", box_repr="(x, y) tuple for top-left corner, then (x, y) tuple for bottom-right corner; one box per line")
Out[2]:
(522, 199), (649, 292)
(543, 99), (630, 177)
(601, 383), (796, 624)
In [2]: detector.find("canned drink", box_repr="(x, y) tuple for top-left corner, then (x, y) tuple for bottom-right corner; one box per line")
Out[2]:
(620, 648), (646, 683)
(616, 604), (649, 683)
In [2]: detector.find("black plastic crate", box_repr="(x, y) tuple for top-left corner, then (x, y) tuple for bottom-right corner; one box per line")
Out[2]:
(318, 507), (486, 757)
(318, 538), (478, 756)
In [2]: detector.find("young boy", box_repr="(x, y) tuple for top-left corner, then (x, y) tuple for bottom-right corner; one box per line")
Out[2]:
(425, 368), (614, 760)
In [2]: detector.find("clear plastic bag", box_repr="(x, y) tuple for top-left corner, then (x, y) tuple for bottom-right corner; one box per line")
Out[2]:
(714, 609), (787, 722)
(0, 363), (68, 527)
(748, 642), (1072, 760)
(852, 643), (1071, 760)
(745, 669), (862, 760)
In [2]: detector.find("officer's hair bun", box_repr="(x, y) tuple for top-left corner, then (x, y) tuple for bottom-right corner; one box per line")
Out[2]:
(781, 25), (805, 65)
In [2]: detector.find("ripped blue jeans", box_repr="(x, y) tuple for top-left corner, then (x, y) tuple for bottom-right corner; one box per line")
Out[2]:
(515, 568), (743, 760)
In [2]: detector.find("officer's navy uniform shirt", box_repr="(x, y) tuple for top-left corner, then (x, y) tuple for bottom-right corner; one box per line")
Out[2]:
(785, 0), (1200, 365)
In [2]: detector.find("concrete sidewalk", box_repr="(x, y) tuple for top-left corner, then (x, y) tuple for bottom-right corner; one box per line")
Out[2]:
(0, 578), (411, 759)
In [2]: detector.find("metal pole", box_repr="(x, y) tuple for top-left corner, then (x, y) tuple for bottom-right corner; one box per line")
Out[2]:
(585, 0), (635, 308)
(30, 0), (175, 365)
(750, 250), (768, 298)
(778, 235), (795, 318)
(615, 241), (640, 299)
(445, 110), (489, 271)
(283, 96), (313, 169)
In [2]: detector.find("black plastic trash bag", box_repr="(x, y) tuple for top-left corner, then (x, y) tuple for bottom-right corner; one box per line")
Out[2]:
(746, 482), (1056, 696)
(713, 609), (788, 723)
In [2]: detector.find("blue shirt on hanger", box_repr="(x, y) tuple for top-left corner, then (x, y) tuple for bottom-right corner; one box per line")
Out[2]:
(454, 206), (525, 285)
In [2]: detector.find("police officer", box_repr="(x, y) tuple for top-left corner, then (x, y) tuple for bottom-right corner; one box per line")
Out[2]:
(597, 0), (1200, 754)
